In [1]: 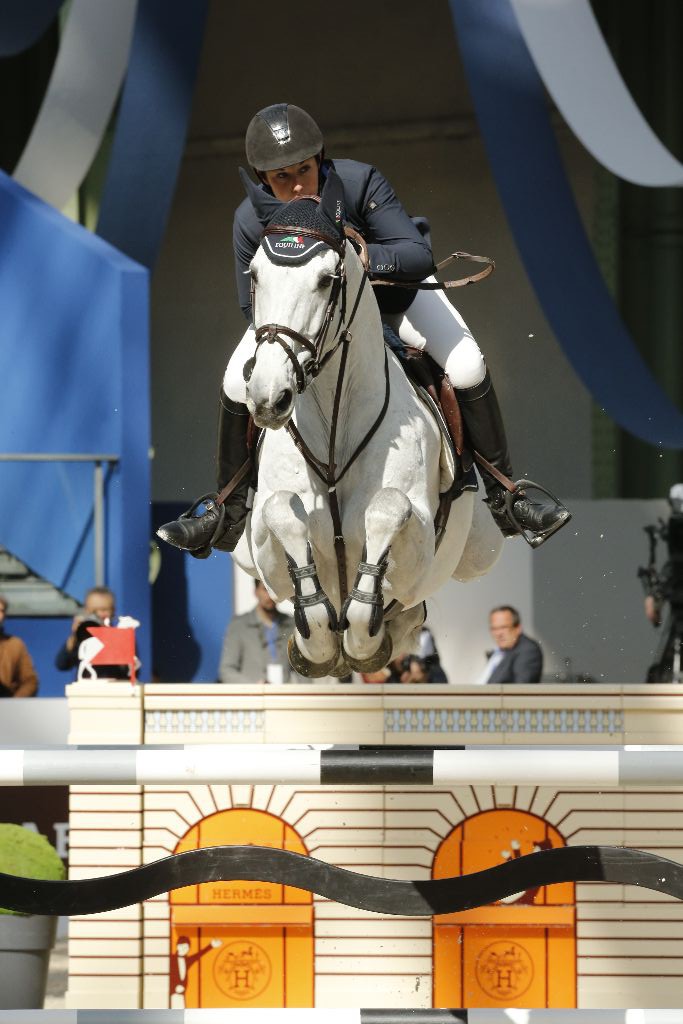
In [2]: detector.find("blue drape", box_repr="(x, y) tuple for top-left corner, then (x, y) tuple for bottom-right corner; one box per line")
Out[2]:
(448, 0), (683, 448)
(96, 0), (209, 268)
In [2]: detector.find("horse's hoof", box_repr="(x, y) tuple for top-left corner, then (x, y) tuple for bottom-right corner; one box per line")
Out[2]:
(343, 631), (393, 673)
(288, 636), (341, 678)
(329, 654), (353, 679)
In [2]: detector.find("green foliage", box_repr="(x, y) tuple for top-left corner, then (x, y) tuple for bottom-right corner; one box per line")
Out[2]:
(0, 823), (65, 916)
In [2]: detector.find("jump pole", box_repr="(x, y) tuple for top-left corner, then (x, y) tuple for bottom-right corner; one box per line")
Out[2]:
(0, 1008), (680, 1022)
(2, 745), (683, 787)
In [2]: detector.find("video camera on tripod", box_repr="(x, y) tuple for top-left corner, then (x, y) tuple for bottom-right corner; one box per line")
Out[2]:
(638, 484), (683, 683)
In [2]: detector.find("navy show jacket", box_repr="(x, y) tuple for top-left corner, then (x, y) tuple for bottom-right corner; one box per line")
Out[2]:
(233, 158), (434, 321)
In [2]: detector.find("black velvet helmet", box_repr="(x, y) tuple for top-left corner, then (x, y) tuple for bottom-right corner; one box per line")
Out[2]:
(245, 103), (324, 172)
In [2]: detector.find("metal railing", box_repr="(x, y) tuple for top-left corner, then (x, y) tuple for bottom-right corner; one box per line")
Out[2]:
(0, 453), (119, 586)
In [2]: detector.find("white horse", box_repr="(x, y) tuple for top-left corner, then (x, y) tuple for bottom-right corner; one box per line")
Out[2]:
(232, 170), (502, 677)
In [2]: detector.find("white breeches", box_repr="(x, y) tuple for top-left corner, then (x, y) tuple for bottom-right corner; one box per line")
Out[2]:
(223, 281), (486, 404)
(383, 278), (486, 390)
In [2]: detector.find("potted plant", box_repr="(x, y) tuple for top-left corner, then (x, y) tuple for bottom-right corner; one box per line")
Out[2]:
(0, 823), (65, 1008)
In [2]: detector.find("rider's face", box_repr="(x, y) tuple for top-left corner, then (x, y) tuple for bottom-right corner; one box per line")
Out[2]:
(262, 158), (319, 202)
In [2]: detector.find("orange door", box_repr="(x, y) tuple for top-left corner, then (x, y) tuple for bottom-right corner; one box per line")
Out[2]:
(433, 810), (576, 1008)
(170, 810), (313, 1008)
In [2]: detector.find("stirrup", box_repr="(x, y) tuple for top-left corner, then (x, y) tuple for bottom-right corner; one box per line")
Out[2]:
(504, 479), (571, 549)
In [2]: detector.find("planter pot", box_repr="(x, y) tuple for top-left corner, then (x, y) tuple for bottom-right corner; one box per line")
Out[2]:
(0, 913), (57, 1008)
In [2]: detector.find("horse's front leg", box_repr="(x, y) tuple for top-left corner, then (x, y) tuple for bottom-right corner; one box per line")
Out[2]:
(261, 491), (340, 677)
(342, 488), (430, 671)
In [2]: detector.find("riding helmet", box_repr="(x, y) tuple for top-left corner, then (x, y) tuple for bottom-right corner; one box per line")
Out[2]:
(245, 103), (324, 172)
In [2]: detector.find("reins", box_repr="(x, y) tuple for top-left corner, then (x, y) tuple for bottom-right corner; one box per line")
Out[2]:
(286, 346), (390, 606)
(374, 251), (495, 290)
(341, 225), (494, 290)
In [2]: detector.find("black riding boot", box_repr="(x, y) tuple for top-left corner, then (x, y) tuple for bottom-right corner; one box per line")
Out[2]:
(457, 371), (570, 543)
(156, 393), (251, 558)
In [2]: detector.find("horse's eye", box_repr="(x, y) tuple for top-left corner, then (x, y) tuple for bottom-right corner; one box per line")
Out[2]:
(250, 268), (258, 285)
(317, 274), (334, 290)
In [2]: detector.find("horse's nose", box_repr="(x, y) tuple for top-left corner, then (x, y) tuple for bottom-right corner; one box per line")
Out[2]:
(250, 386), (295, 428)
(273, 388), (293, 416)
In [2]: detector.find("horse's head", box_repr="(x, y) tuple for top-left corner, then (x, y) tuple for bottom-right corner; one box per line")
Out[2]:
(240, 168), (349, 429)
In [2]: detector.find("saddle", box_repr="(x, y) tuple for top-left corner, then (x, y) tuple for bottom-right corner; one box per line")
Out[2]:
(383, 324), (477, 545)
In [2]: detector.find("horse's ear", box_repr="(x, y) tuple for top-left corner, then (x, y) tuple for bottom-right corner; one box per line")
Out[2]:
(319, 168), (346, 240)
(238, 166), (282, 226)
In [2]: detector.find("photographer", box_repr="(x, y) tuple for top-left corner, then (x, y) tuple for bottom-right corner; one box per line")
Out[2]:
(55, 585), (132, 680)
(640, 484), (683, 683)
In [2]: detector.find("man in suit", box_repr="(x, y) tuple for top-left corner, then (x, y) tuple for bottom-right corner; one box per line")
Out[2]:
(219, 580), (296, 684)
(479, 605), (543, 684)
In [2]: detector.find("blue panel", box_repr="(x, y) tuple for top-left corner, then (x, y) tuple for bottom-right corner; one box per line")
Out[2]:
(0, 171), (152, 678)
(96, 0), (209, 268)
(151, 503), (233, 682)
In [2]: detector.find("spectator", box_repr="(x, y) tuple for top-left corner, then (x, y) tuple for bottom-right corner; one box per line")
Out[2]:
(363, 652), (447, 684)
(478, 605), (543, 684)
(417, 623), (448, 682)
(405, 654), (448, 684)
(361, 656), (407, 684)
(640, 483), (683, 683)
(0, 594), (38, 697)
(219, 580), (296, 684)
(55, 586), (131, 680)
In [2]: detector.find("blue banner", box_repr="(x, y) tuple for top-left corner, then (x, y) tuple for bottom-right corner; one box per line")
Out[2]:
(0, 171), (151, 678)
(0, 0), (63, 57)
(96, 0), (209, 268)
(448, 0), (683, 448)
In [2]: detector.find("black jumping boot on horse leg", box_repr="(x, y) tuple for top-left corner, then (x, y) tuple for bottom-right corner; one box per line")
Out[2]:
(156, 394), (252, 558)
(457, 371), (571, 547)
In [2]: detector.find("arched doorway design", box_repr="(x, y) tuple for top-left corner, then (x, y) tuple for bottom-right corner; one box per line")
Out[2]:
(169, 809), (313, 1008)
(433, 809), (576, 1008)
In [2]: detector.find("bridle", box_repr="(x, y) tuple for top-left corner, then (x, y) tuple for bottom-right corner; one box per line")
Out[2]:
(244, 199), (363, 395)
(245, 202), (390, 606)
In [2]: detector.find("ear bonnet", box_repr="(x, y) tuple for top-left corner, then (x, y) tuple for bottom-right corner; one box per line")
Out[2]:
(240, 166), (347, 266)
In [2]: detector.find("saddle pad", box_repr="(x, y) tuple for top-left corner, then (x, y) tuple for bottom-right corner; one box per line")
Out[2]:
(411, 382), (457, 495)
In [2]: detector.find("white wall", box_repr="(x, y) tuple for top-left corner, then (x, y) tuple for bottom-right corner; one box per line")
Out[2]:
(428, 499), (669, 685)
